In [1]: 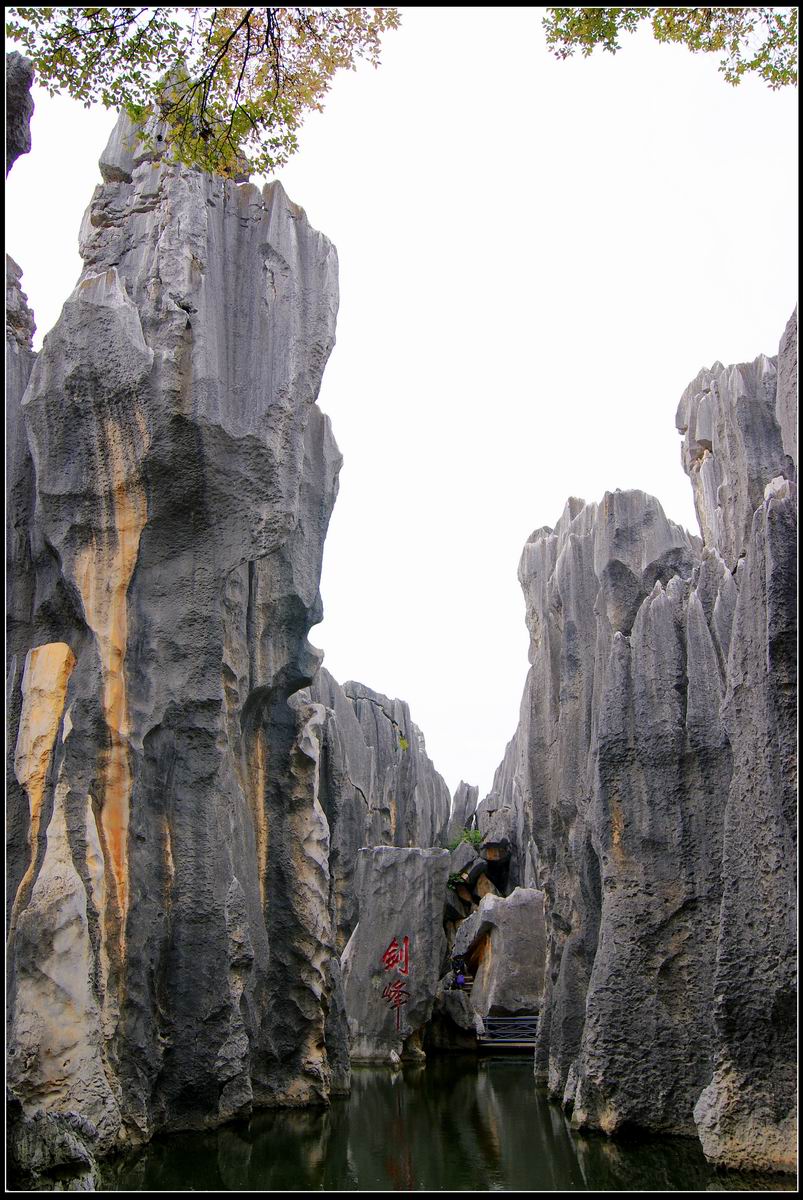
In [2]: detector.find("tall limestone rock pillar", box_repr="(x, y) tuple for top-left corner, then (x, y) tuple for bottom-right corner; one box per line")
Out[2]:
(481, 314), (796, 1173)
(679, 322), (798, 1173)
(6, 109), (344, 1160)
(6, 53), (38, 939)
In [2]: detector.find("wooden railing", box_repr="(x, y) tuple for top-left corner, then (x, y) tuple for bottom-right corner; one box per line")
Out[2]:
(479, 1015), (538, 1045)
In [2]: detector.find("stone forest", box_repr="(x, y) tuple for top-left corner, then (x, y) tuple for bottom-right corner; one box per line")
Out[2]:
(5, 49), (798, 1191)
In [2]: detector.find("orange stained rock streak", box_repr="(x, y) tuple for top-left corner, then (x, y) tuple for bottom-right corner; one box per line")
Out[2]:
(72, 420), (147, 943)
(249, 732), (269, 909)
(12, 643), (77, 921)
(609, 795), (626, 868)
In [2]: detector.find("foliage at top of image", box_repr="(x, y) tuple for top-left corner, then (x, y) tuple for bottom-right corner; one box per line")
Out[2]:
(543, 7), (798, 89)
(5, 6), (401, 178)
(447, 827), (483, 852)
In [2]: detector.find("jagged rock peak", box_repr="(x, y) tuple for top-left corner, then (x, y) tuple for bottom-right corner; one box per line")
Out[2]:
(519, 489), (700, 641)
(776, 306), (798, 470)
(6, 255), (36, 350)
(676, 336), (794, 568)
(6, 51), (34, 176)
(100, 88), (251, 186)
(446, 781), (479, 843)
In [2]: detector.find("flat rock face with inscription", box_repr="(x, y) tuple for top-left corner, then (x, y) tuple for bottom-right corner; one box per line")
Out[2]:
(341, 847), (450, 1062)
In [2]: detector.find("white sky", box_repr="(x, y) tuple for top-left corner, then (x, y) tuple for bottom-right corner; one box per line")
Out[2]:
(5, 8), (798, 800)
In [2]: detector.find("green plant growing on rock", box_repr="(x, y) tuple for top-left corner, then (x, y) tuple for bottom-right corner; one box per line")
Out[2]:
(447, 827), (483, 852)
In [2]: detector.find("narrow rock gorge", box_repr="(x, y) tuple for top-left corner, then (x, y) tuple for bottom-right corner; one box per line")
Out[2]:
(6, 53), (797, 1187)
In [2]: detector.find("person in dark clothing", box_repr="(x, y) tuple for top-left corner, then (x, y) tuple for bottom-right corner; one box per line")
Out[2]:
(451, 956), (467, 989)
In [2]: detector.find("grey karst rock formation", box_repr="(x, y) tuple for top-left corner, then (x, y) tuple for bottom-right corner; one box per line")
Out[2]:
(444, 836), (506, 933)
(6, 256), (37, 710)
(6, 1093), (102, 1192)
(99, 108), (170, 184)
(341, 680), (451, 850)
(691, 484), (797, 1171)
(448, 839), (478, 876)
(426, 979), (486, 1052)
(775, 306), (797, 468)
(308, 668), (451, 949)
(446, 779), (479, 843)
(6, 58), (38, 760)
(323, 955), (352, 1097)
(480, 318), (796, 1171)
(6, 102), (346, 1172)
(676, 346), (791, 569)
(476, 725), (538, 892)
(341, 847), (450, 1062)
(6, 51), (34, 175)
(98, 81), (251, 187)
(452, 888), (546, 1019)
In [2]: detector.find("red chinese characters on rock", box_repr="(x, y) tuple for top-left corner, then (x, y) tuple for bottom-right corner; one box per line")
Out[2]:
(381, 978), (410, 1030)
(381, 935), (409, 976)
(381, 936), (411, 1031)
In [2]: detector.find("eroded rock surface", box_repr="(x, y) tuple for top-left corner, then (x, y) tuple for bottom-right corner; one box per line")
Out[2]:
(692, 488), (797, 1172)
(6, 51), (34, 175)
(453, 888), (546, 1018)
(676, 345), (793, 569)
(446, 780), (479, 843)
(424, 980), (485, 1052)
(6, 257), (37, 657)
(341, 847), (450, 1062)
(482, 317), (796, 1171)
(7, 111), (343, 1160)
(775, 306), (798, 470)
(309, 668), (451, 948)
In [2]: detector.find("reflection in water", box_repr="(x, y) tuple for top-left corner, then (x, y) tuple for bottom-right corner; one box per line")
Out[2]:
(101, 1058), (794, 1192)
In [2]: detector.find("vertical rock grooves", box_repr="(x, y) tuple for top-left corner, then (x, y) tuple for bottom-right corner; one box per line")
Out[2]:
(71, 363), (149, 948)
(6, 247), (39, 934)
(481, 317), (796, 1172)
(7, 109), (344, 1162)
(308, 667), (452, 950)
(5, 51), (34, 176)
(10, 643), (76, 927)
